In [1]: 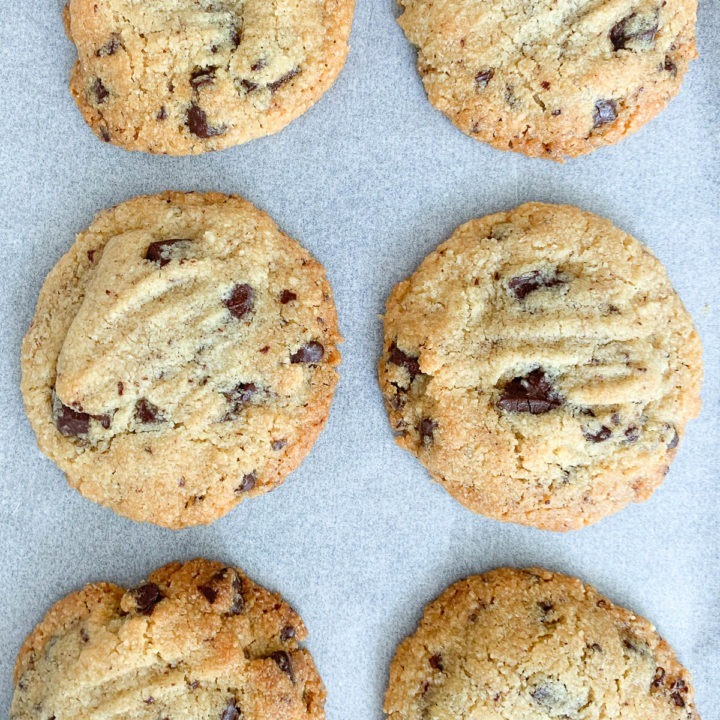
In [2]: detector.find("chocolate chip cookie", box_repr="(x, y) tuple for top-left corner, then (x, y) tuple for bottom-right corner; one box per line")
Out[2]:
(21, 192), (341, 528)
(11, 559), (325, 720)
(64, 0), (354, 154)
(397, 0), (697, 159)
(379, 203), (701, 530)
(385, 567), (701, 720)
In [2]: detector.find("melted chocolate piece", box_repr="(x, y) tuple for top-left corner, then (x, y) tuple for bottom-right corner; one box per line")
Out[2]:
(224, 284), (255, 319)
(290, 341), (324, 364)
(129, 583), (164, 615)
(388, 342), (420, 381)
(270, 650), (295, 682)
(508, 269), (565, 300)
(145, 239), (189, 267)
(497, 369), (562, 415)
(186, 103), (226, 138)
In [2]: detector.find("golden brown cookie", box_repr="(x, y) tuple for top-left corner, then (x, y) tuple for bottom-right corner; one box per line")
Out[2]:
(385, 567), (701, 720)
(11, 559), (325, 720)
(397, 0), (697, 159)
(64, 0), (355, 154)
(379, 203), (702, 530)
(22, 192), (341, 528)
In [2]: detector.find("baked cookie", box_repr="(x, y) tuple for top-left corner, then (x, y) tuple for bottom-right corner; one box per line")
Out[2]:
(397, 0), (697, 159)
(385, 567), (701, 720)
(10, 558), (325, 720)
(63, 0), (354, 154)
(379, 203), (701, 530)
(22, 192), (341, 528)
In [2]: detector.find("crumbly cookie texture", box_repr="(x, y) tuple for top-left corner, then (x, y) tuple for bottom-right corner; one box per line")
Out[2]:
(11, 559), (325, 720)
(379, 203), (701, 530)
(64, 0), (354, 154)
(22, 192), (341, 528)
(385, 567), (701, 720)
(398, 0), (697, 159)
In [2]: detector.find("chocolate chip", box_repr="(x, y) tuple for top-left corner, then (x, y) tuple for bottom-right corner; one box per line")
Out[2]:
(186, 102), (226, 138)
(429, 654), (444, 671)
(538, 601), (554, 614)
(198, 568), (245, 614)
(145, 239), (189, 266)
(593, 99), (617, 128)
(625, 425), (639, 442)
(652, 666), (666, 688)
(272, 439), (287, 451)
(671, 691), (686, 707)
(667, 426), (679, 450)
(663, 56), (678, 76)
(270, 650), (295, 682)
(95, 413), (112, 429)
(475, 69), (494, 89)
(91, 78), (109, 104)
(497, 369), (562, 415)
(96, 34), (122, 57)
(156, 106), (167, 120)
(100, 127), (111, 142)
(418, 418), (437, 444)
(229, 23), (242, 49)
(135, 399), (164, 424)
(280, 625), (295, 641)
(583, 425), (612, 443)
(220, 699), (240, 720)
(251, 59), (267, 72)
(290, 341), (324, 364)
(388, 342), (420, 381)
(610, 13), (658, 51)
(54, 401), (91, 437)
(129, 583), (163, 615)
(240, 79), (258, 93)
(235, 472), (256, 493)
(224, 284), (255, 319)
(541, 80), (551, 90)
(190, 66), (217, 90)
(198, 583), (218, 604)
(228, 573), (244, 614)
(223, 382), (258, 409)
(267, 67), (300, 92)
(280, 289), (297, 304)
(508, 269), (565, 300)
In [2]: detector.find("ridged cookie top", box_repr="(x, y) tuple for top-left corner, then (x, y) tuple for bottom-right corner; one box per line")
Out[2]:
(398, 0), (697, 159)
(385, 567), (700, 720)
(11, 559), (325, 720)
(379, 203), (701, 530)
(21, 192), (341, 528)
(65, 0), (354, 154)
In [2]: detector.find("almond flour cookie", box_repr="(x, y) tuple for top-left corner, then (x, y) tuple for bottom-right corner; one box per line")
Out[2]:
(11, 559), (325, 720)
(379, 203), (701, 530)
(64, 0), (354, 154)
(21, 192), (341, 528)
(385, 567), (701, 720)
(397, 0), (697, 159)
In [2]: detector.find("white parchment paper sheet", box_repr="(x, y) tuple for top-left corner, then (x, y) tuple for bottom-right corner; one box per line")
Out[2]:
(0, 0), (718, 716)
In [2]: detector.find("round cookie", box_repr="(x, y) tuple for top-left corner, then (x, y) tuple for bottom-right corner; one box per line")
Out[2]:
(10, 559), (325, 720)
(397, 0), (697, 159)
(22, 192), (341, 528)
(63, 0), (354, 154)
(385, 567), (701, 720)
(379, 202), (701, 530)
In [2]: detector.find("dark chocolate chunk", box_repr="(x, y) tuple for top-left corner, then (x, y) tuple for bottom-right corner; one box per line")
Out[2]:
(198, 583), (218, 604)
(663, 56), (678, 76)
(267, 67), (300, 93)
(91, 78), (109, 104)
(429, 654), (444, 671)
(135, 399), (164, 424)
(583, 425), (612, 443)
(224, 284), (255, 319)
(290, 341), (324, 364)
(223, 382), (259, 408)
(145, 239), (189, 266)
(190, 66), (217, 90)
(270, 650), (295, 682)
(625, 425), (640, 442)
(129, 583), (164, 615)
(388, 342), (420, 381)
(538, 601), (554, 614)
(96, 34), (122, 57)
(235, 472), (257, 493)
(652, 666), (666, 688)
(418, 418), (437, 444)
(593, 99), (618, 128)
(508, 269), (565, 300)
(186, 103), (226, 138)
(475, 69), (494, 89)
(220, 699), (240, 720)
(610, 12), (658, 51)
(497, 369), (562, 415)
(280, 289), (297, 304)
(280, 625), (295, 642)
(55, 401), (91, 437)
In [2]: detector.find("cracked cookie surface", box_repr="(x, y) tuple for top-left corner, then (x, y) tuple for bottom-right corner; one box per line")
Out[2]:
(385, 567), (701, 720)
(379, 203), (701, 530)
(397, 0), (697, 159)
(11, 558), (325, 720)
(64, 0), (354, 154)
(21, 192), (341, 528)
